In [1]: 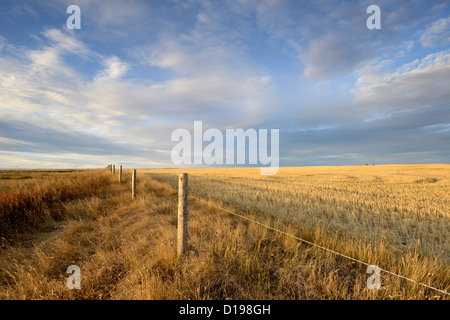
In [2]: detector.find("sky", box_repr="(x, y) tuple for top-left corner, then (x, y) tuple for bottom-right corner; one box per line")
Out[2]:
(0, 0), (449, 169)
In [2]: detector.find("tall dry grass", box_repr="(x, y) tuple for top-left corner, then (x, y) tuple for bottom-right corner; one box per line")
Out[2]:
(0, 167), (448, 300)
(0, 170), (111, 239)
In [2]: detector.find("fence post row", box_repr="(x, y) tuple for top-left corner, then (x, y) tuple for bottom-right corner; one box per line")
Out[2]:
(132, 169), (137, 199)
(107, 166), (188, 257)
(177, 173), (188, 258)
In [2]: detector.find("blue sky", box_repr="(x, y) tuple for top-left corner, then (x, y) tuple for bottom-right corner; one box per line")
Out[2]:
(0, 0), (449, 169)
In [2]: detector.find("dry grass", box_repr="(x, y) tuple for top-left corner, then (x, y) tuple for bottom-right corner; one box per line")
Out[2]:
(0, 166), (448, 300)
(0, 170), (77, 192)
(0, 170), (111, 239)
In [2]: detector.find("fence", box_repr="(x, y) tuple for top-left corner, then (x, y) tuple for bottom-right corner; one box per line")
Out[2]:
(105, 166), (449, 297)
(106, 164), (134, 198)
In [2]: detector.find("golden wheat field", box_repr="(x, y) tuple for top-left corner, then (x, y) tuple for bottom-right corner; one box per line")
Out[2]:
(0, 165), (449, 300)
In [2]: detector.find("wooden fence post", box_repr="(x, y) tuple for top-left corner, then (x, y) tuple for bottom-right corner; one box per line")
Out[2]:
(119, 165), (123, 183)
(177, 173), (188, 258)
(131, 169), (136, 199)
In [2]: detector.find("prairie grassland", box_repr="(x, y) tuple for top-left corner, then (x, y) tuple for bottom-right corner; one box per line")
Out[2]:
(0, 166), (448, 299)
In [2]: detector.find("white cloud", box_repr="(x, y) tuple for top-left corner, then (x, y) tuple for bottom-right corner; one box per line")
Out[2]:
(196, 12), (209, 24)
(0, 36), (5, 51)
(95, 56), (130, 81)
(420, 17), (450, 48)
(353, 50), (450, 113)
(300, 33), (365, 80)
(0, 137), (34, 146)
(131, 30), (276, 127)
(0, 21), (276, 167)
(406, 41), (415, 52)
(42, 29), (90, 55)
(9, 1), (40, 18)
(47, 0), (149, 27)
(145, 36), (243, 76)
